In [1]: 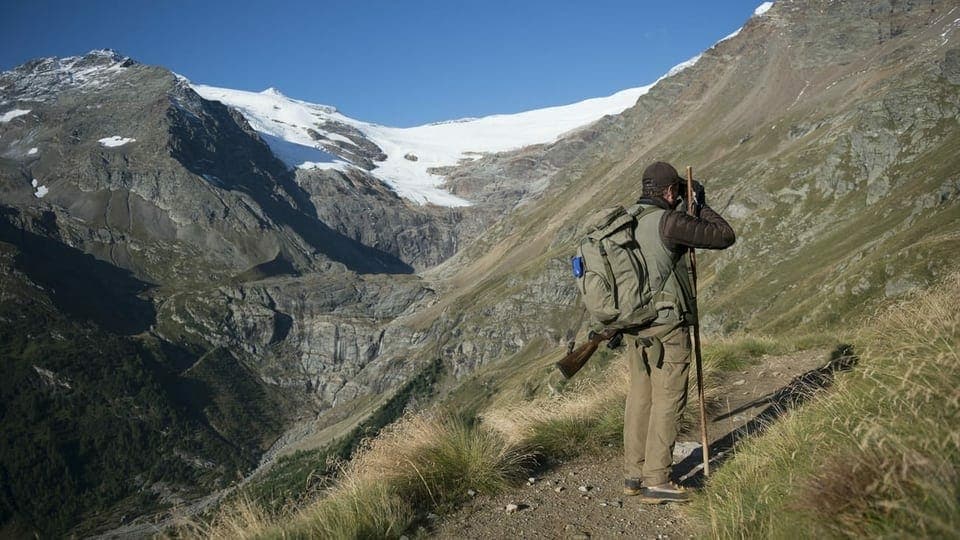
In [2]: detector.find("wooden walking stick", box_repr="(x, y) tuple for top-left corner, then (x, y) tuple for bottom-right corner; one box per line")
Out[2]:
(685, 166), (711, 477)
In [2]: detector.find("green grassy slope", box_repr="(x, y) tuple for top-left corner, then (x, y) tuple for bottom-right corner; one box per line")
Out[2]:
(687, 273), (960, 538)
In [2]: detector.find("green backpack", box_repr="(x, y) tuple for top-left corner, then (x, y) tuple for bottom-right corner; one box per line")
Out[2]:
(572, 205), (663, 330)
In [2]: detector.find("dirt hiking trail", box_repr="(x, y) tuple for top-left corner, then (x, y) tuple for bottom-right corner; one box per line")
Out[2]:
(430, 345), (856, 539)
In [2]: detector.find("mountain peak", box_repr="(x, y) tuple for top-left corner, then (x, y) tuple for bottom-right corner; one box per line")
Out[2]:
(261, 87), (285, 97)
(1, 49), (135, 103)
(85, 48), (127, 61)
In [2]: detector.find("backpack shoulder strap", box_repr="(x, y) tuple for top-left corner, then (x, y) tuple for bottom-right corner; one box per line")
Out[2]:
(632, 202), (665, 220)
(596, 240), (616, 301)
(587, 213), (634, 241)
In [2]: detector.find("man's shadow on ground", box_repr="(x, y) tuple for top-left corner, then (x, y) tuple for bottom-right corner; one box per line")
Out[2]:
(675, 344), (858, 488)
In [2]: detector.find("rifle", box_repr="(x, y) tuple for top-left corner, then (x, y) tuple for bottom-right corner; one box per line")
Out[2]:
(555, 328), (622, 379)
(685, 166), (711, 477)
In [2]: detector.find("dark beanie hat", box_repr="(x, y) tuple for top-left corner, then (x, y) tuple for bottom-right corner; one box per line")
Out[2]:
(642, 161), (683, 191)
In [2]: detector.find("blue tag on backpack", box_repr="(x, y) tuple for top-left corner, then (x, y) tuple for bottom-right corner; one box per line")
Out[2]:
(571, 256), (585, 278)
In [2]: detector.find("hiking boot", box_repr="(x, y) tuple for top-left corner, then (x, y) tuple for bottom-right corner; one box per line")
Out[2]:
(639, 482), (690, 504)
(623, 478), (642, 496)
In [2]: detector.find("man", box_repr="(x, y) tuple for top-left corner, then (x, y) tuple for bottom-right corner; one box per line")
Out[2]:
(623, 161), (735, 504)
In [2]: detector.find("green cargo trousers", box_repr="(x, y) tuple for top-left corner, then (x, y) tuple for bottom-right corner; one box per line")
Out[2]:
(623, 326), (691, 486)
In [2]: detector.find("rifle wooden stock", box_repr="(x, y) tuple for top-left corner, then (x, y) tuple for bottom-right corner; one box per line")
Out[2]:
(555, 329), (619, 379)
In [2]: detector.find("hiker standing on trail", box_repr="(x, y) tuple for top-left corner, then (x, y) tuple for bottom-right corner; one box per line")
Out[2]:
(622, 161), (735, 504)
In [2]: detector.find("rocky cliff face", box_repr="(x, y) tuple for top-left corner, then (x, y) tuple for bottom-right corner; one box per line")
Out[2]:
(157, 272), (438, 408)
(294, 166), (465, 270)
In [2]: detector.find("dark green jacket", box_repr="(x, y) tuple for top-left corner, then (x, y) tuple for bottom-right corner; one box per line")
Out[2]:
(633, 197), (735, 327)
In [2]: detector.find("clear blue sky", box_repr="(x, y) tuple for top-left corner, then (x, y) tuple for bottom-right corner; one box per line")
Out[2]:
(2, 0), (765, 126)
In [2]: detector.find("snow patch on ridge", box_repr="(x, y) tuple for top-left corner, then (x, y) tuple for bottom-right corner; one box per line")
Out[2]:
(719, 28), (742, 43)
(0, 109), (30, 123)
(99, 136), (136, 147)
(666, 55), (702, 78)
(31, 179), (48, 198)
(190, 84), (352, 170)
(715, 3), (775, 47)
(754, 2), (774, 16)
(942, 17), (960, 44)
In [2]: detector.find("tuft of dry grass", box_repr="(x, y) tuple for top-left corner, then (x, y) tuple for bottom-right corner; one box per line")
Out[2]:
(687, 273), (960, 538)
(172, 495), (274, 540)
(189, 413), (529, 539)
(484, 361), (629, 451)
(275, 477), (413, 539)
(345, 413), (532, 510)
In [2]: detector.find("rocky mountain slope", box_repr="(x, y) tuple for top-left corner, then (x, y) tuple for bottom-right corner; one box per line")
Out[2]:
(0, 51), (412, 279)
(1, 0), (958, 536)
(412, 0), (960, 387)
(0, 51), (432, 536)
